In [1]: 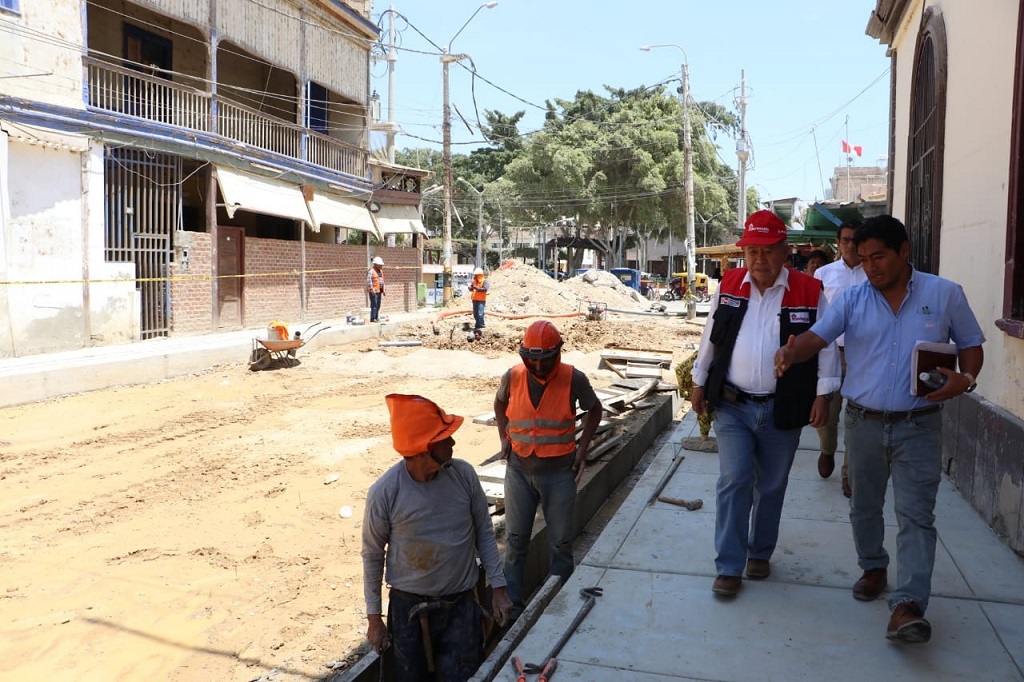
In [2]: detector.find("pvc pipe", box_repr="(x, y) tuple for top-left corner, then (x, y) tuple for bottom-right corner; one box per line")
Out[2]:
(434, 309), (586, 322)
(378, 340), (423, 347)
(604, 307), (688, 317)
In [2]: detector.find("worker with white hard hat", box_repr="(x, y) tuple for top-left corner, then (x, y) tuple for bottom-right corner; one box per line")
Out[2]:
(366, 256), (385, 322)
(468, 267), (489, 330)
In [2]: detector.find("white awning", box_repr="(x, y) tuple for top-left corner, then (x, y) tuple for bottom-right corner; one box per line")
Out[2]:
(307, 191), (382, 239)
(375, 203), (426, 235)
(215, 165), (312, 225)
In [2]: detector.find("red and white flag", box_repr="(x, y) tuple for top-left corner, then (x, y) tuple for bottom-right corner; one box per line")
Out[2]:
(842, 140), (863, 157)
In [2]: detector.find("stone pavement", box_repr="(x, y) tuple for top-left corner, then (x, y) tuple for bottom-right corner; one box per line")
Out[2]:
(489, 408), (1024, 681)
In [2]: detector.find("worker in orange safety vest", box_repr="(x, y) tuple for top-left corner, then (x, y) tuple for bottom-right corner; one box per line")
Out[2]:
(494, 320), (603, 617)
(366, 256), (385, 323)
(468, 267), (489, 330)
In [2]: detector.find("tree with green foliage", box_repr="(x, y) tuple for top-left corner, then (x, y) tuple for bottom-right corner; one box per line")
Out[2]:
(393, 84), (748, 274)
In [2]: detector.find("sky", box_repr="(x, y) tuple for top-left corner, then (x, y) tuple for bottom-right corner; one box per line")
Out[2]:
(368, 0), (891, 205)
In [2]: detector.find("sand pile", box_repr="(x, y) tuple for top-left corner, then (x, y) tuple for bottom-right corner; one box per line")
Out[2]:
(444, 261), (649, 316)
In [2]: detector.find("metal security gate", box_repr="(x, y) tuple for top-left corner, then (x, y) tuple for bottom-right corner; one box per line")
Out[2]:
(104, 148), (181, 339)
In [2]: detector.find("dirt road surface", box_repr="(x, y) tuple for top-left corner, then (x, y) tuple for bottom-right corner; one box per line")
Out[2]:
(1, 266), (702, 681)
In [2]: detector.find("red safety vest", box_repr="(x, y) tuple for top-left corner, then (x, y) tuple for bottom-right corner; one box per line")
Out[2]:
(506, 363), (577, 458)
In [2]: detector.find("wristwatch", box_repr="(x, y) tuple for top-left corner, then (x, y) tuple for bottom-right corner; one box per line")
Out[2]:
(962, 372), (978, 393)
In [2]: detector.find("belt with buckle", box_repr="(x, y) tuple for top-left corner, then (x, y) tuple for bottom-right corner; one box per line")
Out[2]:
(722, 385), (775, 404)
(846, 401), (942, 423)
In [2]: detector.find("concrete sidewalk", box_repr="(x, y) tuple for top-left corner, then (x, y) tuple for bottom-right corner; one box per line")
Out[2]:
(494, 409), (1024, 681)
(0, 311), (435, 408)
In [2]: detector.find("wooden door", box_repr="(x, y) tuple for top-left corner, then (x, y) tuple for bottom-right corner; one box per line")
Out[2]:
(217, 226), (244, 327)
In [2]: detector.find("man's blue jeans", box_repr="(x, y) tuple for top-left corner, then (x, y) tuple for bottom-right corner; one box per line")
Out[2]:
(713, 398), (801, 576)
(472, 300), (486, 329)
(845, 407), (942, 611)
(368, 292), (382, 322)
(503, 462), (576, 611)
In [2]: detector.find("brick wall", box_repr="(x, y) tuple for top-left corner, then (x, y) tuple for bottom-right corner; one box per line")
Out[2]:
(169, 231), (213, 334)
(169, 234), (422, 333)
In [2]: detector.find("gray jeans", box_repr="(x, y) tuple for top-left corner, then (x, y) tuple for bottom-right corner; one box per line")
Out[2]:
(845, 406), (943, 611)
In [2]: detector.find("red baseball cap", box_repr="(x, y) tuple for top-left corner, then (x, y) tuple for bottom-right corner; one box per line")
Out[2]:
(736, 210), (788, 246)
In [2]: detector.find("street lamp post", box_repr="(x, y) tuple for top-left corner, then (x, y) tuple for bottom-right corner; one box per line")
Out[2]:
(641, 43), (697, 320)
(441, 2), (497, 304)
(457, 177), (485, 268)
(697, 211), (722, 274)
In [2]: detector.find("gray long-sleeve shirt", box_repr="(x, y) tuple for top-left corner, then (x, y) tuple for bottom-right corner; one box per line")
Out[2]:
(361, 458), (506, 615)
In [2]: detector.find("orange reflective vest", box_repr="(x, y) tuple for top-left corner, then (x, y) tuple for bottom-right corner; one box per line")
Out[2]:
(470, 274), (487, 302)
(367, 267), (383, 294)
(506, 362), (577, 458)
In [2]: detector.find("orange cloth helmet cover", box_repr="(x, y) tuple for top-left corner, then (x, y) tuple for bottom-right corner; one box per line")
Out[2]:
(385, 394), (464, 457)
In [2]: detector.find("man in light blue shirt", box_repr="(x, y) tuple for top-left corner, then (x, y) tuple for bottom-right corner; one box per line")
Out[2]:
(775, 215), (984, 645)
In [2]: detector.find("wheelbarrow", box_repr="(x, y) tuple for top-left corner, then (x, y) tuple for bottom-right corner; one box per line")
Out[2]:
(248, 321), (330, 371)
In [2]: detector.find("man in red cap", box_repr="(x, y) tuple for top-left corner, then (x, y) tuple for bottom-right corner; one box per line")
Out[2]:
(494, 320), (604, 617)
(362, 394), (511, 681)
(690, 210), (840, 597)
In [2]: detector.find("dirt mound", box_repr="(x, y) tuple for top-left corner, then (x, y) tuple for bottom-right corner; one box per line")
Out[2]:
(441, 261), (649, 317)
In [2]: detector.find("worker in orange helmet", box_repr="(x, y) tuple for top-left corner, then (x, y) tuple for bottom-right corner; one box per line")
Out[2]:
(362, 394), (511, 681)
(494, 320), (603, 618)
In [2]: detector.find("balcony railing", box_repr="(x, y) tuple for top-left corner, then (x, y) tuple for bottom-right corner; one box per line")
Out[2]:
(85, 57), (367, 179)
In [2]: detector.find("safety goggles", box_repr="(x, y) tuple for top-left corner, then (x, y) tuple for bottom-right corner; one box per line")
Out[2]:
(519, 345), (560, 360)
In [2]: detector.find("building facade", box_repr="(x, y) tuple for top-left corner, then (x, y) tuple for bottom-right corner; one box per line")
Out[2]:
(868, 0), (1024, 554)
(1, 0), (421, 357)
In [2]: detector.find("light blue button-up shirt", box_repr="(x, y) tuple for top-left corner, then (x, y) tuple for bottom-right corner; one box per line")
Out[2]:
(811, 268), (985, 412)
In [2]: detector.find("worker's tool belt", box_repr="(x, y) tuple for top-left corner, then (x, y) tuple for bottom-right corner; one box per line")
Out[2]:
(846, 401), (942, 423)
(722, 384), (775, 404)
(390, 587), (472, 607)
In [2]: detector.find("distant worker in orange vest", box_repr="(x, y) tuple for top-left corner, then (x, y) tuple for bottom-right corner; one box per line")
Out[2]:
(494, 320), (603, 618)
(469, 267), (489, 330)
(366, 256), (385, 323)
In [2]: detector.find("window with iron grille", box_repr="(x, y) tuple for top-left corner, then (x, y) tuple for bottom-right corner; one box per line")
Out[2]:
(905, 7), (947, 275)
(999, 3), (1024, 338)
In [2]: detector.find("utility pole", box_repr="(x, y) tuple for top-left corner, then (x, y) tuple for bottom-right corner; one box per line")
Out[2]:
(736, 70), (749, 230)
(384, 5), (398, 163)
(640, 44), (695, 318)
(497, 199), (504, 264)
(440, 2), (497, 305)
(682, 61), (697, 320)
(441, 53), (459, 304)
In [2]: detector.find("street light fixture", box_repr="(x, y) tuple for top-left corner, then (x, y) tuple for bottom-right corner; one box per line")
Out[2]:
(457, 177), (485, 268)
(640, 43), (697, 320)
(441, 2), (497, 304)
(697, 211), (722, 275)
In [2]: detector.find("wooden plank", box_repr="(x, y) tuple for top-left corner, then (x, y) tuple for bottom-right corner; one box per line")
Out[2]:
(601, 350), (672, 366)
(480, 480), (505, 502)
(624, 363), (664, 379)
(599, 359), (628, 378)
(606, 379), (659, 410)
(585, 434), (623, 462)
(593, 387), (627, 401)
(476, 460), (507, 483)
